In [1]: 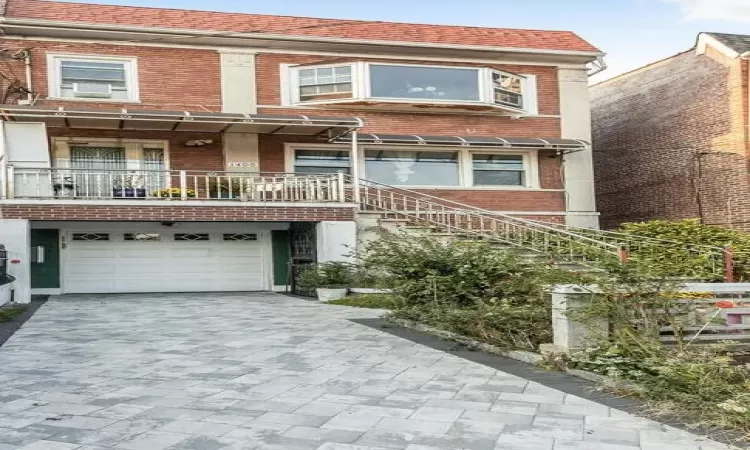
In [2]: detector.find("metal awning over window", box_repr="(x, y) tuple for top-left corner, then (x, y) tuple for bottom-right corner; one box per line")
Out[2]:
(336, 133), (588, 152)
(0, 106), (363, 136)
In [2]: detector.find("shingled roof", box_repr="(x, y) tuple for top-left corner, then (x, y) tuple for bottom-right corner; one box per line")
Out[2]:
(3, 0), (601, 54)
(705, 32), (750, 54)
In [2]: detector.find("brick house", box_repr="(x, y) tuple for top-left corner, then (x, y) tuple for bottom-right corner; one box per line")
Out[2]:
(0, 0), (603, 301)
(591, 32), (750, 230)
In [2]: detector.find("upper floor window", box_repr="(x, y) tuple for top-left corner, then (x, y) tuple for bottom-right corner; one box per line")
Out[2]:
(47, 54), (139, 102)
(369, 65), (480, 102)
(286, 62), (535, 114)
(298, 66), (353, 102)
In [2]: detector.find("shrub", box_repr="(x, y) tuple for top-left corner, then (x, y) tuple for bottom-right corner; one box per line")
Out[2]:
(359, 232), (587, 349)
(296, 262), (354, 290)
(327, 294), (402, 309)
(617, 219), (750, 280)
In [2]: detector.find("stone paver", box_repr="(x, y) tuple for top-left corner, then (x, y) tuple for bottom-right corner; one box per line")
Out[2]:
(0, 293), (737, 449)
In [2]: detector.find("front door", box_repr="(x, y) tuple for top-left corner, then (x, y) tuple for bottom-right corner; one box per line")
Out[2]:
(30, 229), (61, 290)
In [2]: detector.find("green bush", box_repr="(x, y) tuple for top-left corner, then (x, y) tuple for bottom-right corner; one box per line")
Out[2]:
(359, 233), (586, 349)
(327, 294), (401, 309)
(296, 262), (354, 290)
(617, 219), (750, 280)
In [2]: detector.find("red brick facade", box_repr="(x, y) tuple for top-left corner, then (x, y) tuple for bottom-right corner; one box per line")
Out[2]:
(591, 46), (750, 230)
(0, 3), (594, 223)
(0, 204), (356, 222)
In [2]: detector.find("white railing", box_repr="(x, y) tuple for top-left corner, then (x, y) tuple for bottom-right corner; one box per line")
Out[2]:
(345, 175), (624, 268)
(6, 167), (347, 203)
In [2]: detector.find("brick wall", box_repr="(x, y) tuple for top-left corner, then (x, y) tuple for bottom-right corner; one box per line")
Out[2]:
(591, 48), (750, 230)
(2, 40), (221, 110)
(1, 39), (570, 218)
(0, 204), (355, 221)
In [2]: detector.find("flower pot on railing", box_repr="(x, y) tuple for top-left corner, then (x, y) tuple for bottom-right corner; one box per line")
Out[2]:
(112, 188), (147, 198)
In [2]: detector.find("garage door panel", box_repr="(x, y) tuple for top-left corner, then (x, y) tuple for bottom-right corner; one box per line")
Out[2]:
(63, 231), (266, 293)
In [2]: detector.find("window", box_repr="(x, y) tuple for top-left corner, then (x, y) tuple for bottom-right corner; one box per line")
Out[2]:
(48, 54), (138, 101)
(286, 63), (535, 113)
(472, 154), (526, 186)
(365, 150), (459, 186)
(72, 233), (109, 241)
(294, 149), (350, 174)
(124, 233), (161, 241)
(174, 233), (210, 241)
(298, 65), (353, 102)
(223, 234), (258, 241)
(369, 65), (480, 102)
(492, 72), (524, 109)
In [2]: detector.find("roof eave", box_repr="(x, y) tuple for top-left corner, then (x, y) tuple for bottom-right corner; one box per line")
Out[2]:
(0, 17), (604, 62)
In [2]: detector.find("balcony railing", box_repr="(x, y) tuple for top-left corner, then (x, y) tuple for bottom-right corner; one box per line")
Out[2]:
(5, 168), (348, 203)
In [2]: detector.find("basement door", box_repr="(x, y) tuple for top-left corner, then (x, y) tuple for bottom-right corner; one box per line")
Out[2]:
(62, 231), (266, 293)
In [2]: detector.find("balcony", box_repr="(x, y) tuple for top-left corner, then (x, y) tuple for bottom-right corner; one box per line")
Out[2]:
(5, 168), (348, 203)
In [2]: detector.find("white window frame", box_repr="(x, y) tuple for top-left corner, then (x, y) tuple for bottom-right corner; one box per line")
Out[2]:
(284, 62), (537, 114)
(466, 151), (539, 189)
(284, 143), (540, 189)
(47, 53), (140, 103)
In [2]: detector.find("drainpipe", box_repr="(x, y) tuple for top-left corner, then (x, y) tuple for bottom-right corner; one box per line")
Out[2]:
(0, 122), (7, 200)
(588, 55), (608, 78)
(349, 129), (361, 204)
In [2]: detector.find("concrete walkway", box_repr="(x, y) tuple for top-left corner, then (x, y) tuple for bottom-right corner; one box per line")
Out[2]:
(0, 293), (734, 450)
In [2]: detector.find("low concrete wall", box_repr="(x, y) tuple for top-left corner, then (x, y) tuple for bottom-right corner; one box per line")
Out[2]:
(0, 219), (30, 304)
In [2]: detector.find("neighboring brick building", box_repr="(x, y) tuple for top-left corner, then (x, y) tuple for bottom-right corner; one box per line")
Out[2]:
(0, 0), (603, 300)
(591, 32), (750, 230)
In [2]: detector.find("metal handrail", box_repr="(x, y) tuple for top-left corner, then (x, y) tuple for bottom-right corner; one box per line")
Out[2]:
(346, 175), (620, 249)
(345, 175), (736, 279)
(345, 175), (623, 267)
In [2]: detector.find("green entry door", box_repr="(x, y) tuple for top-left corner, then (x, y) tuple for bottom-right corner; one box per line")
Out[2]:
(30, 229), (60, 289)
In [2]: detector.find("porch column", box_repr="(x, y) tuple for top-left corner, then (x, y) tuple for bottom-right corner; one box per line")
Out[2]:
(316, 221), (357, 262)
(350, 130), (361, 203)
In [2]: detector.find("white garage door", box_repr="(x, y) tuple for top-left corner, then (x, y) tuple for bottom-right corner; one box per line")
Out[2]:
(63, 231), (266, 293)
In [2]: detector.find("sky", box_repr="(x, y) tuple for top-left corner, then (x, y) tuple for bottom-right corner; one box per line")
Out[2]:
(68, 0), (750, 82)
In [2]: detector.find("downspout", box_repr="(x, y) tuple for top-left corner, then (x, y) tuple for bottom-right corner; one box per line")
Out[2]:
(22, 49), (33, 104)
(0, 121), (7, 200)
(588, 55), (607, 77)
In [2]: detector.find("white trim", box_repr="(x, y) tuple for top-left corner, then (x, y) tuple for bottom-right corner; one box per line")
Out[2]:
(696, 33), (740, 58)
(2, 18), (603, 58)
(31, 288), (61, 295)
(3, 199), (358, 208)
(4, 36), (592, 69)
(46, 52), (140, 102)
(284, 142), (542, 189)
(258, 104), (558, 118)
(51, 137), (170, 172)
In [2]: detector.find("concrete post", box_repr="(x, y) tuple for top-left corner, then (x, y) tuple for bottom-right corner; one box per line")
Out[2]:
(551, 285), (607, 353)
(0, 219), (31, 304)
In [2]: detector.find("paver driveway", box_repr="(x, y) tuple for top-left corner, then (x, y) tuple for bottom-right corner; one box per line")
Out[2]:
(0, 293), (735, 450)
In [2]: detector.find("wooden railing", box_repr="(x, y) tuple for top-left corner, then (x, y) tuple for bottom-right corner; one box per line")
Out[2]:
(6, 168), (348, 203)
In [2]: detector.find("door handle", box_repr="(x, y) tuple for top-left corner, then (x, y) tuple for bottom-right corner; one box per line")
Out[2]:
(32, 246), (45, 264)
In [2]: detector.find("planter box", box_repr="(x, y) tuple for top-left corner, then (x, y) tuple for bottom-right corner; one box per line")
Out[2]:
(113, 188), (146, 198)
(316, 288), (348, 302)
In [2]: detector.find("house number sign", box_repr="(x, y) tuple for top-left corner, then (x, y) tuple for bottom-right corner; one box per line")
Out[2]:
(227, 162), (257, 168)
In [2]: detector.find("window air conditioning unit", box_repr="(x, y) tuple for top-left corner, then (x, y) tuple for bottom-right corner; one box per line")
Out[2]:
(72, 82), (113, 98)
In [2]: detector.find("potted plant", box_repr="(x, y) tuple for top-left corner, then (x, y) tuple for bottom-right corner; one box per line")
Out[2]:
(113, 174), (146, 198)
(297, 262), (353, 302)
(152, 188), (197, 199)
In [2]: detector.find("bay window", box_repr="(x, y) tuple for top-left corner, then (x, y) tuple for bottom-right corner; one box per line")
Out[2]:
(287, 63), (535, 113)
(364, 150), (459, 186)
(298, 66), (353, 102)
(369, 65), (481, 102)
